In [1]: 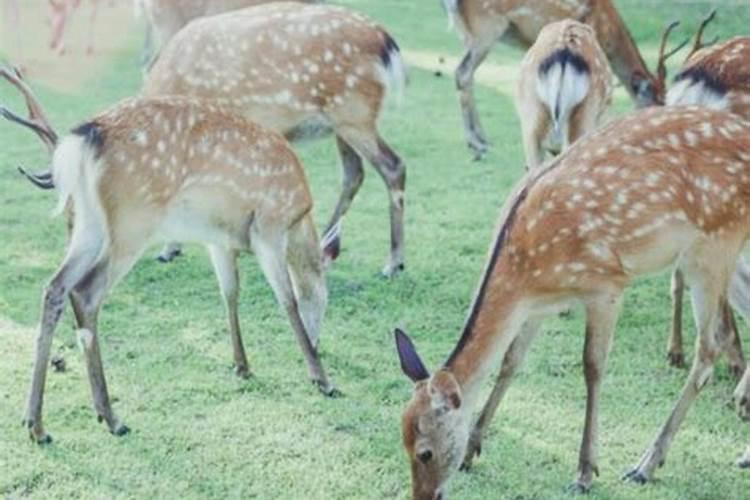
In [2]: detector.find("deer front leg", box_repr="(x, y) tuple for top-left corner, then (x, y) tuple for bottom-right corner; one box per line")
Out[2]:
(624, 266), (724, 483)
(455, 31), (502, 160)
(156, 242), (183, 263)
(667, 269), (686, 368)
(735, 366), (750, 422)
(572, 293), (621, 493)
(461, 318), (541, 471)
(719, 301), (746, 379)
(738, 446), (750, 468)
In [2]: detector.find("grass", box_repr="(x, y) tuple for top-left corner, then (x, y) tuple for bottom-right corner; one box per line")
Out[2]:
(1, 1), (749, 498)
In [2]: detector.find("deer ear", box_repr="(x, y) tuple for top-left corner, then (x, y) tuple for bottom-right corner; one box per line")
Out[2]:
(429, 370), (462, 411)
(394, 328), (429, 382)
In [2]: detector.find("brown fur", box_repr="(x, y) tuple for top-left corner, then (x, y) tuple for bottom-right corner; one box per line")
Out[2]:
(399, 106), (750, 497)
(516, 19), (612, 168)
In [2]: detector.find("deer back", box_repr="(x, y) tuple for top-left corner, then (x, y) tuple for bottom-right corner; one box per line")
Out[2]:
(143, 3), (401, 138)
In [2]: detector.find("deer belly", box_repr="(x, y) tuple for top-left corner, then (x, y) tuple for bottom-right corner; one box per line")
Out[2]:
(617, 223), (698, 276)
(157, 199), (251, 250)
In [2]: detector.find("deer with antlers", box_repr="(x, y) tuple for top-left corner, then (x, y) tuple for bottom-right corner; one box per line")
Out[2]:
(142, 2), (408, 276)
(0, 66), (338, 443)
(395, 105), (750, 497)
(135, 0), (322, 71)
(442, 0), (677, 159)
(516, 19), (612, 169)
(663, 12), (750, 373)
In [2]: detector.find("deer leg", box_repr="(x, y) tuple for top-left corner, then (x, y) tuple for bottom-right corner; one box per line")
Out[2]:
(624, 258), (727, 483)
(719, 301), (746, 379)
(69, 258), (129, 436)
(455, 32), (502, 160)
(321, 136), (365, 261)
(460, 318), (542, 471)
(208, 246), (249, 378)
(734, 366), (750, 422)
(668, 269), (686, 368)
(738, 445), (750, 468)
(251, 230), (335, 396)
(25, 233), (104, 443)
(519, 104), (548, 171)
(156, 242), (183, 263)
(573, 293), (622, 493)
(85, 0), (99, 55)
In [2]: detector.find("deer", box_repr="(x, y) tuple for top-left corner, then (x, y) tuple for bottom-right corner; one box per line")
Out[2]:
(736, 367), (750, 467)
(134, 0), (322, 71)
(142, 2), (408, 277)
(0, 65), (338, 444)
(394, 104), (750, 498)
(515, 19), (612, 169)
(664, 12), (750, 374)
(441, 0), (668, 159)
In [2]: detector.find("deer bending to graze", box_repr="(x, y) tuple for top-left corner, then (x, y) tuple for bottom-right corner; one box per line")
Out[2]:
(134, 0), (321, 71)
(442, 0), (671, 159)
(143, 2), (408, 276)
(665, 14), (750, 373)
(0, 67), (338, 444)
(395, 106), (750, 498)
(516, 19), (612, 169)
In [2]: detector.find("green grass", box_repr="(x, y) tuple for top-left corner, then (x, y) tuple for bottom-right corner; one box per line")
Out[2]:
(1, 1), (749, 498)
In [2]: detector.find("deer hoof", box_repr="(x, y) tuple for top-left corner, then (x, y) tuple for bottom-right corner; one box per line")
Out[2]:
(112, 423), (130, 437)
(460, 434), (482, 471)
(313, 379), (341, 398)
(381, 262), (405, 279)
(567, 481), (592, 495)
(622, 468), (650, 485)
(234, 365), (251, 379)
(666, 351), (686, 368)
(729, 362), (746, 381)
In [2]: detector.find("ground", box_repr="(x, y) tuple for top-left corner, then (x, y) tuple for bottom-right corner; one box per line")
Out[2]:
(0, 0), (749, 498)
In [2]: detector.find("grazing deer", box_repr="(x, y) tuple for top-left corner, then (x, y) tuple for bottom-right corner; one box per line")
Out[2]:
(143, 2), (408, 276)
(441, 0), (665, 159)
(0, 66), (337, 444)
(135, 0), (321, 71)
(516, 19), (612, 169)
(395, 105), (750, 497)
(665, 13), (749, 373)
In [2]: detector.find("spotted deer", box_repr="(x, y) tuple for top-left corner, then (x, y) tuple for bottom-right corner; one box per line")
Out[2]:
(516, 19), (612, 169)
(394, 105), (750, 498)
(736, 367), (750, 467)
(442, 0), (663, 159)
(665, 13), (750, 373)
(49, 0), (103, 55)
(135, 0), (321, 70)
(142, 2), (407, 276)
(0, 66), (337, 444)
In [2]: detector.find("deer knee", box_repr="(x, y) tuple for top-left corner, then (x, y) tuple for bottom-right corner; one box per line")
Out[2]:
(42, 283), (67, 322)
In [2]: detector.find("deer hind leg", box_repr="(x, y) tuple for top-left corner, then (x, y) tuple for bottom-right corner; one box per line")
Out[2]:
(735, 366), (750, 422)
(85, 0), (99, 54)
(667, 269), (686, 368)
(718, 301), (746, 379)
(460, 317), (542, 471)
(24, 224), (105, 443)
(287, 214), (327, 349)
(70, 257), (130, 436)
(321, 136), (365, 262)
(519, 101), (549, 171)
(625, 246), (733, 483)
(251, 227), (335, 396)
(738, 445), (750, 468)
(156, 242), (183, 263)
(455, 29), (504, 160)
(573, 292), (622, 493)
(208, 246), (249, 378)
(340, 127), (406, 278)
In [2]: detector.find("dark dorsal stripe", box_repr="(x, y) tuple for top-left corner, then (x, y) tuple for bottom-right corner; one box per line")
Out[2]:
(674, 67), (728, 96)
(538, 47), (590, 77)
(71, 121), (106, 157)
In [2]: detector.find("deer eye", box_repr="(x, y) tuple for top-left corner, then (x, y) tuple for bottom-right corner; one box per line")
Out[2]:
(417, 450), (433, 464)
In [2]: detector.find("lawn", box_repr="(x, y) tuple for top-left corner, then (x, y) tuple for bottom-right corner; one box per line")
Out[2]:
(1, 1), (748, 498)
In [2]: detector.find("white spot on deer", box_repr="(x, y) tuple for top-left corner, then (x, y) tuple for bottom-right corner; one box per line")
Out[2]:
(343, 42), (352, 56)
(554, 264), (564, 273)
(133, 130), (148, 147)
(532, 269), (542, 277)
(346, 74), (358, 88)
(324, 50), (334, 62)
(157, 141), (166, 153)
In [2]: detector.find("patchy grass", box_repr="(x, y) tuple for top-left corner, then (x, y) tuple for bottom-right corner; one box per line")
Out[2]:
(1, 1), (748, 498)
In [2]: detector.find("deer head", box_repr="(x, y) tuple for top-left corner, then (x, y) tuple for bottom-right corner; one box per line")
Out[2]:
(396, 329), (467, 500)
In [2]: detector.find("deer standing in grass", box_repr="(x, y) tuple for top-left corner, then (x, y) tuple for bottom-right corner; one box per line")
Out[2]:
(0, 66), (337, 444)
(665, 14), (750, 373)
(516, 19), (612, 169)
(49, 0), (103, 55)
(395, 105), (750, 498)
(736, 367), (750, 467)
(442, 0), (663, 159)
(143, 2), (408, 276)
(134, 0), (321, 71)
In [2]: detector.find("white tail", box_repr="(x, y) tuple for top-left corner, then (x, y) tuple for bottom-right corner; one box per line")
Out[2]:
(1, 69), (339, 443)
(144, 2), (408, 277)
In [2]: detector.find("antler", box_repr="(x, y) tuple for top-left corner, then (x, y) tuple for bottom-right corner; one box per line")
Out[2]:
(656, 21), (689, 83)
(0, 65), (58, 151)
(0, 65), (58, 189)
(684, 9), (719, 63)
